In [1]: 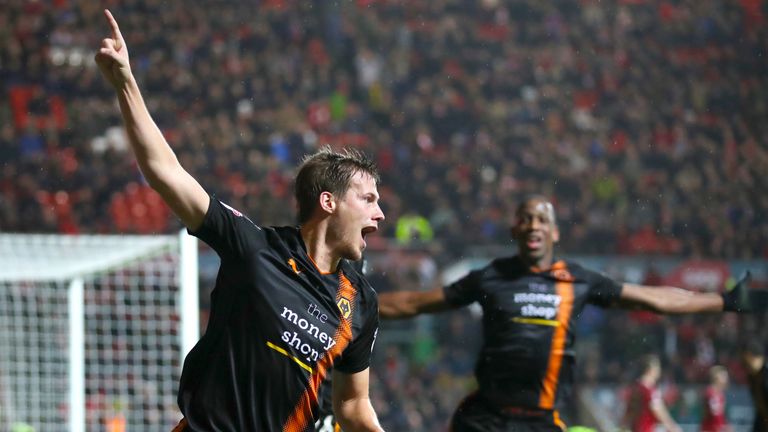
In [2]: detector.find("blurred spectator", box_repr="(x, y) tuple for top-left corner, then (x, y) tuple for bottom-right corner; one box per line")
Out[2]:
(395, 212), (434, 245)
(624, 354), (682, 432)
(700, 365), (732, 432)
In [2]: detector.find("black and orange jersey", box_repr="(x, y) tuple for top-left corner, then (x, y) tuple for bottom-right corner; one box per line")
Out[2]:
(444, 255), (622, 411)
(179, 198), (379, 431)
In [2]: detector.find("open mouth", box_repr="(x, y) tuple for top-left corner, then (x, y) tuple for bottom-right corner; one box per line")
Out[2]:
(361, 226), (377, 247)
(526, 233), (543, 250)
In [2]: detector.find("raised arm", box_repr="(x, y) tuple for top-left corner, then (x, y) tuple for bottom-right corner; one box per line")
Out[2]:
(617, 272), (754, 314)
(332, 368), (384, 432)
(378, 287), (454, 319)
(94, 9), (209, 231)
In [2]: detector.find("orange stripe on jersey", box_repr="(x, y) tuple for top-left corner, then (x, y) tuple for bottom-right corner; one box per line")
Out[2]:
(538, 278), (574, 409)
(282, 274), (357, 432)
(553, 410), (567, 430)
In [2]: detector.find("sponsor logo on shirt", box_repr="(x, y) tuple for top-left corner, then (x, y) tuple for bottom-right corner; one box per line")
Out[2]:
(514, 292), (562, 321)
(276, 304), (337, 364)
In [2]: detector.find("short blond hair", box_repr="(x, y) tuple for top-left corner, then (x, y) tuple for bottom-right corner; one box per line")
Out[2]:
(709, 365), (728, 382)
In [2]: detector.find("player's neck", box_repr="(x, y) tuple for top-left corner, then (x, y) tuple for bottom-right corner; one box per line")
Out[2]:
(520, 254), (554, 272)
(299, 224), (341, 274)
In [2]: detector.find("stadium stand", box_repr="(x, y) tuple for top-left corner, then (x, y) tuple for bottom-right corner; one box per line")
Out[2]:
(1, 0), (766, 259)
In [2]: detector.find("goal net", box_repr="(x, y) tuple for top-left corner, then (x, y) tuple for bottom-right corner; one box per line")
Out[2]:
(0, 231), (198, 432)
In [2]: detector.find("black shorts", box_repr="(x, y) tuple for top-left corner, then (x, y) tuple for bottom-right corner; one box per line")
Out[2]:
(450, 393), (567, 432)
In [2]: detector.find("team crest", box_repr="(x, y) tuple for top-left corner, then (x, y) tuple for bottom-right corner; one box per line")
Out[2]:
(337, 297), (352, 319)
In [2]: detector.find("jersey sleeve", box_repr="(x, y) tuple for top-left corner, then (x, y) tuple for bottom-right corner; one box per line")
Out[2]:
(334, 293), (379, 374)
(188, 197), (267, 260)
(582, 267), (623, 307)
(443, 269), (482, 307)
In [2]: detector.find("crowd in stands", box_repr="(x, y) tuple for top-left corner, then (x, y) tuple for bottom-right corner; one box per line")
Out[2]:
(2, 0), (767, 259)
(2, 0), (767, 430)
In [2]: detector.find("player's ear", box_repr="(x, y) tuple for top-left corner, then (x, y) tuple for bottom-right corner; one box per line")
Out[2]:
(319, 191), (336, 215)
(552, 225), (560, 243)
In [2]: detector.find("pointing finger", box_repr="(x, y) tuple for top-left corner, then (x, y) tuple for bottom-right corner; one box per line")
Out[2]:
(103, 9), (125, 50)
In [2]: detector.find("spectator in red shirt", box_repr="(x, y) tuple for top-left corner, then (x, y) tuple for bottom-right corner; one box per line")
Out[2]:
(625, 355), (682, 432)
(701, 365), (732, 432)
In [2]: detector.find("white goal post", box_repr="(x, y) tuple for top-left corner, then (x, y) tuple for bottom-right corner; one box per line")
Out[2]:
(0, 231), (198, 432)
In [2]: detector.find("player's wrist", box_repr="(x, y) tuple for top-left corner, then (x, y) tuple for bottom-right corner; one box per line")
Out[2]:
(113, 72), (137, 92)
(721, 271), (753, 312)
(721, 292), (738, 312)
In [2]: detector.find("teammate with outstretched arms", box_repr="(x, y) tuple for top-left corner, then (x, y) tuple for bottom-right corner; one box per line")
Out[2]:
(95, 10), (385, 432)
(378, 195), (757, 432)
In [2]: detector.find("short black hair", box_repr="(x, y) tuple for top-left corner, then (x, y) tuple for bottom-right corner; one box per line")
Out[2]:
(515, 194), (557, 226)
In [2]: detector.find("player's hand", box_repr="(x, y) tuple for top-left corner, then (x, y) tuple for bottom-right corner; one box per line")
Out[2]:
(721, 271), (752, 312)
(94, 9), (133, 90)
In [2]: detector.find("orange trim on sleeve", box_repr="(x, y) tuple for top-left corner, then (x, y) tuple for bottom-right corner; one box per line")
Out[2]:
(282, 274), (357, 432)
(538, 279), (574, 409)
